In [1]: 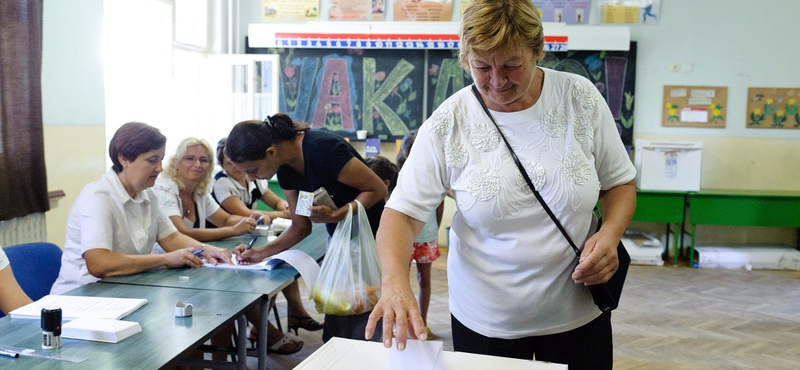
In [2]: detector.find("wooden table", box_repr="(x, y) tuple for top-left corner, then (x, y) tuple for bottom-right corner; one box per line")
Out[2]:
(100, 222), (328, 370)
(687, 189), (800, 267)
(631, 190), (687, 266)
(0, 283), (260, 370)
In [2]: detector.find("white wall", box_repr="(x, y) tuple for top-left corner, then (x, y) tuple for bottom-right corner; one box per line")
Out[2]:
(630, 0), (800, 139)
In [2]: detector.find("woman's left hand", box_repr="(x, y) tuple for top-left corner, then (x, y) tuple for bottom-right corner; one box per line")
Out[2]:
(573, 231), (619, 285)
(202, 246), (234, 266)
(308, 204), (343, 224)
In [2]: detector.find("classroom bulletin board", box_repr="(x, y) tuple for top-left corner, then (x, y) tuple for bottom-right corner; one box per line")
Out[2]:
(662, 85), (727, 128)
(746, 87), (800, 129)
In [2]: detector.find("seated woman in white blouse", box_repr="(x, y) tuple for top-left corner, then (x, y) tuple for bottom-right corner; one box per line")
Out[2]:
(154, 137), (303, 355)
(51, 122), (232, 295)
(153, 137), (259, 241)
(0, 246), (33, 315)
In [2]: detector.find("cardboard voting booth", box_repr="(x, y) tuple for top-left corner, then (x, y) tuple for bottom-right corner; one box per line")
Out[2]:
(634, 139), (703, 191)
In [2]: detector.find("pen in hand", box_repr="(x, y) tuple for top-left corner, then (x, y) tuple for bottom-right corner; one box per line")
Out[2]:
(245, 234), (259, 252)
(192, 249), (204, 257)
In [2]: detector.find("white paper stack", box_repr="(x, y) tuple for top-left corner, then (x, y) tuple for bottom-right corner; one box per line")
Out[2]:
(62, 318), (142, 343)
(9, 295), (148, 320)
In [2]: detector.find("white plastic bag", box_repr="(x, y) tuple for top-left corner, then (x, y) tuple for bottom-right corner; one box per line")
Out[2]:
(311, 200), (382, 315)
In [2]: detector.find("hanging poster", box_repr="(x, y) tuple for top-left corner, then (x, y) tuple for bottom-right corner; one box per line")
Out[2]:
(329, 0), (385, 21)
(394, 0), (453, 22)
(599, 0), (660, 25)
(532, 0), (591, 24)
(746, 88), (800, 129)
(262, 0), (319, 21)
(662, 85), (728, 128)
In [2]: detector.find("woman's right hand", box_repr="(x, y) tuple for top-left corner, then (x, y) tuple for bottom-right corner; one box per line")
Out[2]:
(163, 248), (203, 269)
(366, 280), (427, 351)
(230, 217), (257, 235)
(233, 243), (262, 264)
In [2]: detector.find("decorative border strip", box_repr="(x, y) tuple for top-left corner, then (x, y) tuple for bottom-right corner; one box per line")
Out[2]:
(272, 33), (568, 50)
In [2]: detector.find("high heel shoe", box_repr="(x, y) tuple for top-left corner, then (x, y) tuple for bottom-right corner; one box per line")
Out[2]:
(287, 315), (324, 335)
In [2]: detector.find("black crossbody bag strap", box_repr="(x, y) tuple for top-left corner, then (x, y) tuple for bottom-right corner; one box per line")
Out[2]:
(470, 85), (582, 256)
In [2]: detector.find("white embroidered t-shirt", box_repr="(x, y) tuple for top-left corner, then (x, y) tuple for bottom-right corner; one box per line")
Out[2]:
(387, 68), (636, 339)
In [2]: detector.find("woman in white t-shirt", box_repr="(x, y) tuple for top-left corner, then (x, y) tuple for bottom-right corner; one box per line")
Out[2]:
(0, 247), (33, 315)
(365, 1), (636, 369)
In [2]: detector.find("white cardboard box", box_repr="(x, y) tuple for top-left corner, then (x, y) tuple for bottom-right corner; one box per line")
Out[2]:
(695, 245), (800, 270)
(634, 139), (702, 191)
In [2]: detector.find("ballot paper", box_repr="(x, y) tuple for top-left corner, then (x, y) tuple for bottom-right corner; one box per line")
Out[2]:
(389, 339), (443, 370)
(204, 249), (321, 298)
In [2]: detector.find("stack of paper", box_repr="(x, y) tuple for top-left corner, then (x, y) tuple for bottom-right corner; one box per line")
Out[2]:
(62, 318), (142, 343)
(9, 295), (148, 320)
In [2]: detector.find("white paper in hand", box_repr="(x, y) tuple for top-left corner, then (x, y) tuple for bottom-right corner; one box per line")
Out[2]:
(389, 339), (443, 370)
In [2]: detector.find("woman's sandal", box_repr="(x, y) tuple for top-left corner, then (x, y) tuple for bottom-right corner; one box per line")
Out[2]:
(267, 334), (304, 355)
(288, 315), (324, 335)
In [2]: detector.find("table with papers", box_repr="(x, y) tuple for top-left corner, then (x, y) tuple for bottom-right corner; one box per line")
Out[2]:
(0, 282), (261, 369)
(99, 222), (329, 370)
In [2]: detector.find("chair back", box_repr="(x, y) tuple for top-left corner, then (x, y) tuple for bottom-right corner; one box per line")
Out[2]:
(2, 242), (62, 307)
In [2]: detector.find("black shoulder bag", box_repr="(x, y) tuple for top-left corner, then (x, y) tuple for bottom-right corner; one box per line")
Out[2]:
(471, 85), (630, 312)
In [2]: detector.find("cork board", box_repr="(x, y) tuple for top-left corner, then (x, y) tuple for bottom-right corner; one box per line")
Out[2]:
(746, 87), (800, 129)
(662, 85), (728, 128)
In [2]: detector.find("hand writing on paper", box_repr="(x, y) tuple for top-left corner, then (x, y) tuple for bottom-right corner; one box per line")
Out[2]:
(233, 244), (262, 265)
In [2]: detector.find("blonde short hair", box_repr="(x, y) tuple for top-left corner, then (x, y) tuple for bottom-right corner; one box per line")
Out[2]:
(163, 137), (214, 196)
(458, 0), (545, 71)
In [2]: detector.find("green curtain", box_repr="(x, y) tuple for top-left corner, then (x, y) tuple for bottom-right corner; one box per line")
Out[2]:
(0, 0), (49, 221)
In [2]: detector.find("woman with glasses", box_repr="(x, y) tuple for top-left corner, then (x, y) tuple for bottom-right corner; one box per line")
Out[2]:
(154, 137), (304, 355)
(154, 137), (259, 240)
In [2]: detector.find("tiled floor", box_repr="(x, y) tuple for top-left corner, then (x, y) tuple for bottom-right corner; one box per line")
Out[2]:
(249, 249), (800, 370)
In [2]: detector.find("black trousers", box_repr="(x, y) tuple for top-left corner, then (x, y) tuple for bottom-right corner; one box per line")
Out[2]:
(322, 311), (383, 343)
(452, 311), (613, 370)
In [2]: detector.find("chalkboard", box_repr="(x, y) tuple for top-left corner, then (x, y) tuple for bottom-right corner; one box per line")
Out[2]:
(248, 45), (425, 141)
(247, 42), (637, 146)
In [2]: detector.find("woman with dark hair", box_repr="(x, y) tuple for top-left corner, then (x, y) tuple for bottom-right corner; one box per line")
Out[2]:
(154, 136), (303, 355)
(213, 137), (323, 336)
(226, 113), (387, 342)
(51, 122), (233, 295)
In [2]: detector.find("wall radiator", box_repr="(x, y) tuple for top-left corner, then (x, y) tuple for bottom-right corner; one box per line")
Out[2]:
(0, 213), (47, 247)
